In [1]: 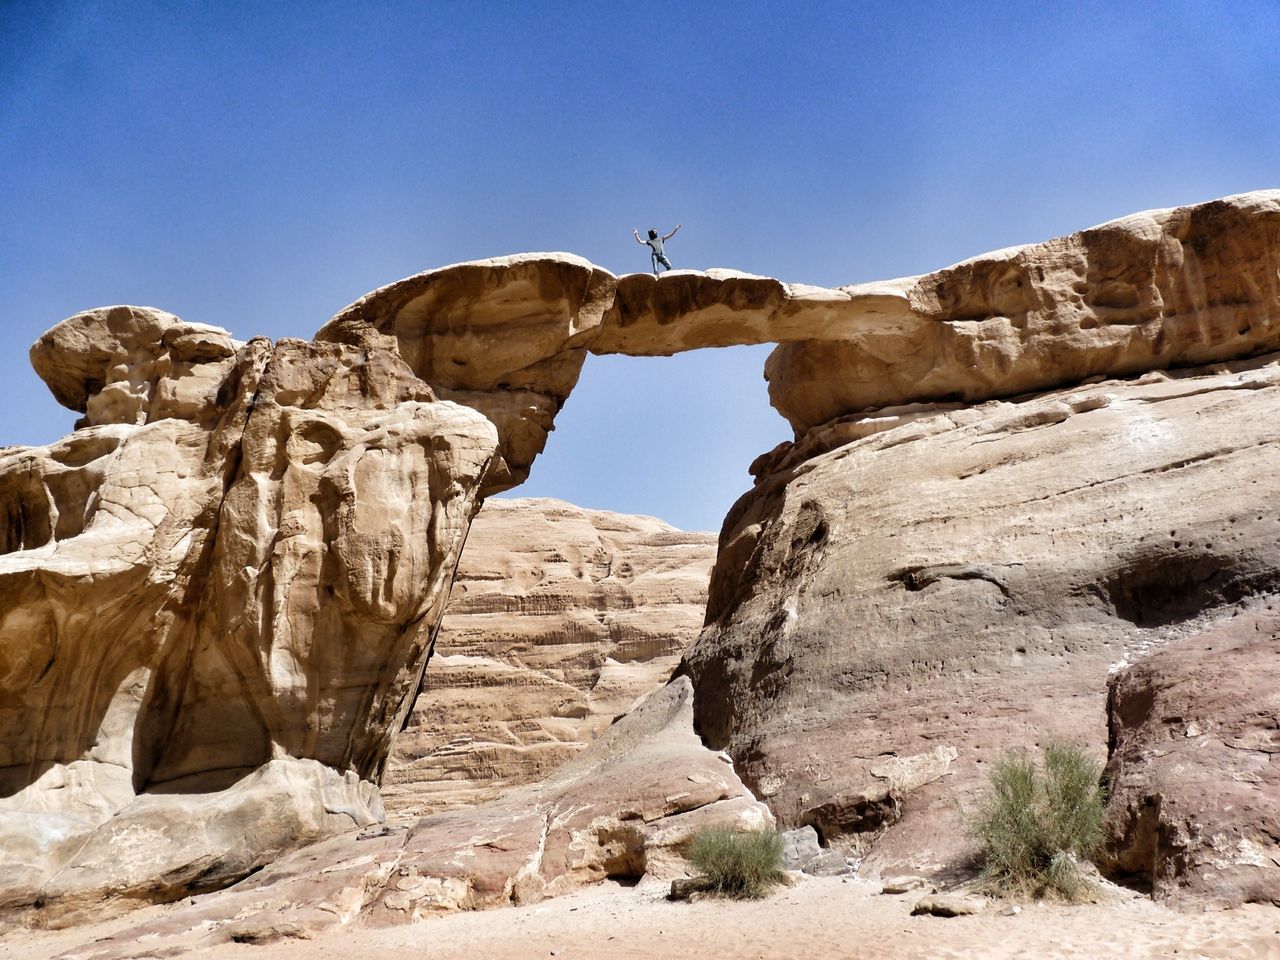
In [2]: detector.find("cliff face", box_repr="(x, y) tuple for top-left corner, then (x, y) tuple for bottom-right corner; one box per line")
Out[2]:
(674, 191), (1280, 900)
(382, 497), (716, 815)
(1, 308), (496, 917)
(680, 352), (1280, 884)
(1104, 611), (1280, 908)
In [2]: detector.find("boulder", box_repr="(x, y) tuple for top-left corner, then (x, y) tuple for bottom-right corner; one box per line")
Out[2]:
(779, 825), (823, 871)
(912, 894), (985, 917)
(28, 305), (239, 419)
(881, 875), (929, 894)
(1103, 612), (1280, 907)
(802, 850), (852, 877)
(382, 497), (715, 816)
(0, 759), (381, 922)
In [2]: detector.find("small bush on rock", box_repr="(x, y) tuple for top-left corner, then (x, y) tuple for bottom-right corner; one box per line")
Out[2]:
(686, 827), (785, 899)
(971, 742), (1105, 900)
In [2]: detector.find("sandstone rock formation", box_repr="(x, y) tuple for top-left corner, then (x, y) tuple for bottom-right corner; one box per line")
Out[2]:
(1, 307), (496, 918)
(681, 351), (1280, 877)
(315, 254), (613, 495)
(764, 190), (1280, 431)
(5, 188), (1280, 923)
(382, 497), (715, 815)
(318, 192), (1280, 489)
(1104, 612), (1280, 907)
(51, 678), (771, 958)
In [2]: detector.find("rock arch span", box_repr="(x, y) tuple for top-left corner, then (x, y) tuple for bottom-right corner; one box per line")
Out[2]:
(315, 191), (1280, 491)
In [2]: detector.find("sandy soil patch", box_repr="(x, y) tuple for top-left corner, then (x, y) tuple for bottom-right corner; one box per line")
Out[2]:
(5, 877), (1278, 960)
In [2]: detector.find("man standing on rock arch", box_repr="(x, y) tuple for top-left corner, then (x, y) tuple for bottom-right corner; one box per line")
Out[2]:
(633, 223), (681, 275)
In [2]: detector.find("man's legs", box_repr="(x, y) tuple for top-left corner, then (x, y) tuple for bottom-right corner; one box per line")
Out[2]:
(657, 254), (673, 273)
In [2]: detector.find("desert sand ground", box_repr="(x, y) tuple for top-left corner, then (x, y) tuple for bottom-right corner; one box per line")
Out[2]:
(6, 877), (1279, 960)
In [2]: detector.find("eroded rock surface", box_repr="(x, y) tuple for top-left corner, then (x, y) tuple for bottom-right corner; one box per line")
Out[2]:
(382, 497), (715, 815)
(1, 308), (496, 918)
(50, 678), (771, 958)
(765, 190), (1280, 432)
(681, 353), (1280, 876)
(1104, 612), (1280, 907)
(316, 254), (614, 495)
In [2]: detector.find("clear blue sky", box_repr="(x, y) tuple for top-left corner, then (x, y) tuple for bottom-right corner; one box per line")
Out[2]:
(3, 1), (1277, 531)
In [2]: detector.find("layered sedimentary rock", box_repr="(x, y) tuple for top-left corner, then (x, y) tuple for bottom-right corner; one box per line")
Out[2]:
(1, 307), (496, 917)
(765, 191), (1280, 431)
(1105, 612), (1280, 907)
(680, 352), (1280, 876)
(55, 679), (771, 958)
(382, 497), (716, 815)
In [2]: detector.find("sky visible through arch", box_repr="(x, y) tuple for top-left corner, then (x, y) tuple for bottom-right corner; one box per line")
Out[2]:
(2, 1), (1278, 531)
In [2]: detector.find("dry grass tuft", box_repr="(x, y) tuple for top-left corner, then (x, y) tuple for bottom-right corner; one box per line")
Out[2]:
(971, 742), (1105, 901)
(686, 827), (785, 900)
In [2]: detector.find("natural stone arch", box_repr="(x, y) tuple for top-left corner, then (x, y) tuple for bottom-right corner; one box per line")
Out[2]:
(312, 190), (1280, 492)
(4, 188), (1280, 918)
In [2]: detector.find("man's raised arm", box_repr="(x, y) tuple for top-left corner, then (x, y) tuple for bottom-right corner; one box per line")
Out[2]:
(663, 223), (682, 240)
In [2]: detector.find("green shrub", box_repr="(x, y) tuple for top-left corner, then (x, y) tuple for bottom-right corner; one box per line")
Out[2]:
(971, 742), (1105, 900)
(686, 826), (785, 899)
